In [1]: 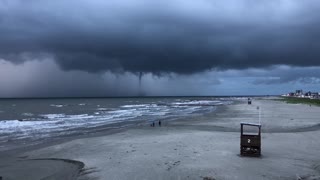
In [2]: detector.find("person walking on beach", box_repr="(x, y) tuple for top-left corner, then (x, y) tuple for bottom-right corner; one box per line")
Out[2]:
(159, 120), (161, 127)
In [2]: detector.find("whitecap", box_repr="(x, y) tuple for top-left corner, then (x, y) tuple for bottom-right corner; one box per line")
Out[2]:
(50, 104), (65, 108)
(22, 113), (34, 116)
(40, 114), (66, 119)
(97, 108), (109, 111)
(121, 104), (149, 108)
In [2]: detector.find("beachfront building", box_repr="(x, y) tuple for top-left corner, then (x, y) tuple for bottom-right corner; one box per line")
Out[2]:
(311, 92), (320, 99)
(283, 90), (320, 99)
(295, 90), (303, 97)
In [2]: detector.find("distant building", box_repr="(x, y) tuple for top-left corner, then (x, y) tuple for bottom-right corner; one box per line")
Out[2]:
(295, 90), (303, 97)
(284, 90), (320, 99)
(310, 92), (320, 99)
(305, 91), (312, 97)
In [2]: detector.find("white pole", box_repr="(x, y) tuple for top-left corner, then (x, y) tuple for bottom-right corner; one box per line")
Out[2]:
(259, 106), (261, 125)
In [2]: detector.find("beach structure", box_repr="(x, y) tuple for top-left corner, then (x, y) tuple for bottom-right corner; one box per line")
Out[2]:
(295, 90), (304, 97)
(240, 123), (261, 157)
(283, 89), (320, 99)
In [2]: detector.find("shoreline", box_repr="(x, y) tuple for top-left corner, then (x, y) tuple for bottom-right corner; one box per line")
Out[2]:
(0, 101), (227, 154)
(1, 99), (320, 180)
(0, 98), (227, 153)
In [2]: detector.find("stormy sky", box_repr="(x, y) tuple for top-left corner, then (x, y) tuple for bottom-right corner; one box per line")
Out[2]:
(1, 0), (320, 97)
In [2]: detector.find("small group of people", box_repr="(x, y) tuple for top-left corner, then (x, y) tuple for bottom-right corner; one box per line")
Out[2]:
(150, 120), (161, 127)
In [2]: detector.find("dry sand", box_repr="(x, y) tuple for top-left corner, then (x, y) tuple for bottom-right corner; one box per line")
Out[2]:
(1, 98), (320, 180)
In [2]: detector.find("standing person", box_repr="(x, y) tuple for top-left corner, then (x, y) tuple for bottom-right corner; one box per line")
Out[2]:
(152, 121), (155, 127)
(159, 120), (161, 127)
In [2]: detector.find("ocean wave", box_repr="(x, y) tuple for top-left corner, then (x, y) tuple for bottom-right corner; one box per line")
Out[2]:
(22, 113), (34, 117)
(171, 100), (222, 106)
(120, 104), (151, 108)
(0, 98), (230, 148)
(50, 104), (66, 108)
(40, 114), (66, 119)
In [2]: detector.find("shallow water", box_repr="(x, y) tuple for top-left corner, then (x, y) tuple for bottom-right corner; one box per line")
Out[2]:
(0, 97), (234, 150)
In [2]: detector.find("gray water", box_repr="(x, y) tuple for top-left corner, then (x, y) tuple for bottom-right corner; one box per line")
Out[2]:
(0, 97), (233, 150)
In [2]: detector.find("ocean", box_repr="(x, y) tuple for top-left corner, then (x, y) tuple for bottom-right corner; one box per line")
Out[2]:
(0, 97), (234, 151)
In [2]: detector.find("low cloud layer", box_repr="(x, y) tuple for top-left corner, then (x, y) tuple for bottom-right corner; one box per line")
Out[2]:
(1, 59), (318, 97)
(1, 0), (320, 74)
(0, 59), (223, 97)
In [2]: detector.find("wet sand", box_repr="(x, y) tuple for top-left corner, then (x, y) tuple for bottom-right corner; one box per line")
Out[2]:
(1, 98), (320, 180)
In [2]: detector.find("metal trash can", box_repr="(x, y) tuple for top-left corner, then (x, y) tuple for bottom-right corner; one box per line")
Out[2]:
(240, 123), (261, 157)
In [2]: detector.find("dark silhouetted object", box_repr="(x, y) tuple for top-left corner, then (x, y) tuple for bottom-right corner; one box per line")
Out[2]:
(159, 120), (161, 126)
(248, 98), (252, 105)
(240, 123), (261, 157)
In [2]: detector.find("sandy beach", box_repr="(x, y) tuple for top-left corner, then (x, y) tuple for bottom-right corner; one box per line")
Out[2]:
(1, 98), (320, 180)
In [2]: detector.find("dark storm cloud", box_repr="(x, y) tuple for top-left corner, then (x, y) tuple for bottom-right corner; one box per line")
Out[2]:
(1, 0), (320, 74)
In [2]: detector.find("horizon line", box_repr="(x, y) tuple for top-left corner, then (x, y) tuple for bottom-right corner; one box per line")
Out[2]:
(0, 95), (280, 99)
